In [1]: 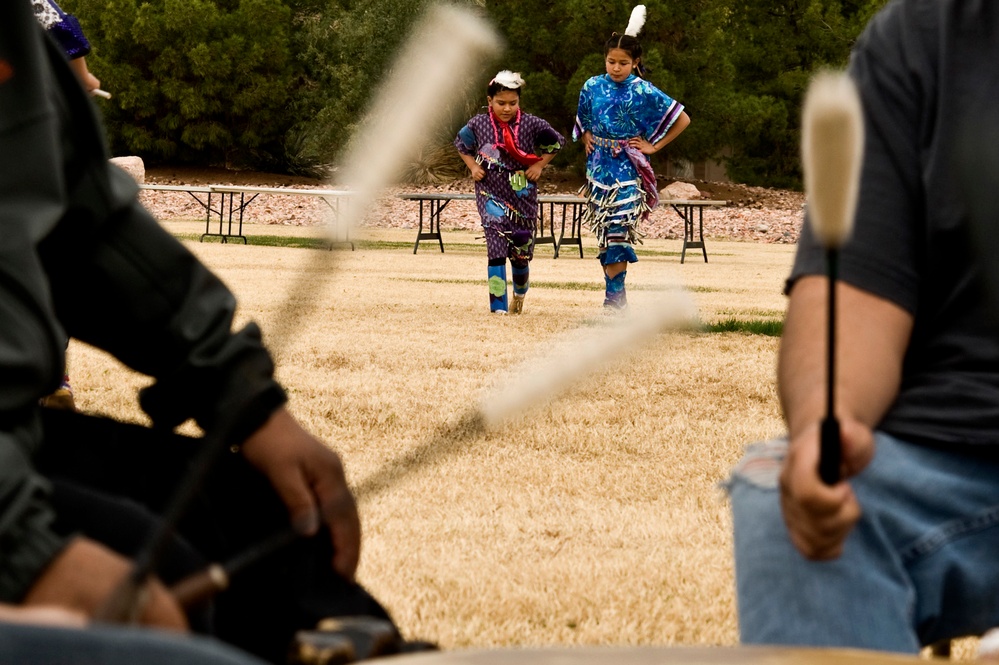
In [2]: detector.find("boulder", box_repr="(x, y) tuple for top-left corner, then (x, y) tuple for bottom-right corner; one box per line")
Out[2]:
(110, 156), (145, 183)
(660, 180), (701, 201)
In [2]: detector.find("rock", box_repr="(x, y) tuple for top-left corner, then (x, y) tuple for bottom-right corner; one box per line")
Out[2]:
(110, 156), (145, 183)
(660, 181), (701, 201)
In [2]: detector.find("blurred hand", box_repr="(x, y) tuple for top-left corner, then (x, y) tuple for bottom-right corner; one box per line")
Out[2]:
(240, 407), (361, 580)
(68, 57), (100, 94)
(779, 417), (875, 560)
(581, 131), (594, 155)
(627, 136), (656, 155)
(22, 538), (187, 630)
(0, 603), (87, 628)
(525, 162), (545, 182)
(469, 163), (486, 182)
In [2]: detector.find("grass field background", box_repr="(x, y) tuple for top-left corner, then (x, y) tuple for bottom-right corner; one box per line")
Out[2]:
(71, 223), (794, 648)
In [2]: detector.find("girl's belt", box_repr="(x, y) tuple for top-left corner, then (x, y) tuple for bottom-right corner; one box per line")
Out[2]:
(591, 135), (628, 148)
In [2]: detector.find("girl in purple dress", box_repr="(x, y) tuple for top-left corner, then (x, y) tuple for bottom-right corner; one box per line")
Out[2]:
(455, 71), (564, 314)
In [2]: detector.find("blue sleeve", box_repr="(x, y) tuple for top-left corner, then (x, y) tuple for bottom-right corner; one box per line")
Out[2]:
(643, 84), (685, 144)
(454, 122), (478, 155)
(529, 116), (565, 154)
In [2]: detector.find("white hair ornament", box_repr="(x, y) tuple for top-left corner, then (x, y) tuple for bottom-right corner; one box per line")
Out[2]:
(625, 5), (647, 37)
(491, 70), (525, 89)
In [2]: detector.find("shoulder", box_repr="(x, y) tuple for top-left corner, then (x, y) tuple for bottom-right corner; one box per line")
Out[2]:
(520, 112), (548, 125)
(630, 77), (661, 93)
(852, 0), (944, 67)
(464, 113), (490, 128)
(582, 75), (606, 90)
(849, 0), (952, 108)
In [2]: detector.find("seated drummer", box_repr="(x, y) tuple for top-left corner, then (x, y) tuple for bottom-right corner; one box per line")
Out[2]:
(727, 0), (999, 652)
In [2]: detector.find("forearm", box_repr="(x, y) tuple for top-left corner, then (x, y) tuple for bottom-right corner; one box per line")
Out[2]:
(778, 276), (913, 438)
(0, 442), (69, 603)
(43, 167), (286, 437)
(458, 153), (479, 173)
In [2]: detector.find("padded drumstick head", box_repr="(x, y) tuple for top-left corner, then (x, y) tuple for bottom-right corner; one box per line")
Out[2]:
(478, 291), (698, 428)
(331, 4), (502, 234)
(801, 70), (864, 249)
(267, 4), (501, 353)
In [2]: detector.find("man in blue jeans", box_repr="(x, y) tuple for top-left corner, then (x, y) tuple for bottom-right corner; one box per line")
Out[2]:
(728, 0), (999, 653)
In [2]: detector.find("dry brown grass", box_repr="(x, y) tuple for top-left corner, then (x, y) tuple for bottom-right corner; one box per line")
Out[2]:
(70, 225), (793, 648)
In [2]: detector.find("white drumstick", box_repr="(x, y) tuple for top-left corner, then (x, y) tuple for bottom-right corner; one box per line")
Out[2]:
(800, 69), (865, 484)
(328, 4), (503, 235)
(802, 70), (863, 248)
(91, 88), (112, 99)
(479, 292), (698, 428)
(267, 4), (501, 352)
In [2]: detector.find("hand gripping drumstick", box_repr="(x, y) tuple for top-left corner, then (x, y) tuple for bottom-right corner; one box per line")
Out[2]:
(800, 71), (864, 485)
(170, 527), (299, 610)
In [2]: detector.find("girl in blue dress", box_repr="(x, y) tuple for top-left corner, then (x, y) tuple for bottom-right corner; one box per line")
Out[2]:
(573, 5), (690, 310)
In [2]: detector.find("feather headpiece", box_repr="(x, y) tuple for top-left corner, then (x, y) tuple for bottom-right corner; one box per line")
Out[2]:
(491, 70), (525, 89)
(625, 5), (647, 37)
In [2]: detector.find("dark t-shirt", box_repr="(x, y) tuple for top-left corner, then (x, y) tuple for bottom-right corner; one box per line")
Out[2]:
(789, 0), (999, 446)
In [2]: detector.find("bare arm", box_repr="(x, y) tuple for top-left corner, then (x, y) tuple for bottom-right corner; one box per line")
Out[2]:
(779, 275), (913, 437)
(629, 111), (691, 155)
(458, 153), (485, 182)
(776, 276), (913, 559)
(525, 151), (556, 182)
(68, 57), (100, 93)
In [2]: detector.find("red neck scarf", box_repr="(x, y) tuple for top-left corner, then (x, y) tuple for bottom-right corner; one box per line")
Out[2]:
(489, 109), (542, 167)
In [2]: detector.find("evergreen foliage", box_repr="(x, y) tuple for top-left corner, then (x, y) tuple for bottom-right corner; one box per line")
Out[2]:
(63, 0), (888, 186)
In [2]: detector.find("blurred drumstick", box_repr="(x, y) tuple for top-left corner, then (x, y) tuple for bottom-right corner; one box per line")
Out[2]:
(800, 70), (864, 485)
(355, 290), (698, 500)
(171, 527), (299, 610)
(99, 5), (499, 623)
(265, 3), (502, 352)
(477, 291), (698, 428)
(91, 88), (111, 99)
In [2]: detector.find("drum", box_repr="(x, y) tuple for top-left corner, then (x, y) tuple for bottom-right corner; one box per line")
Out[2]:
(365, 646), (925, 665)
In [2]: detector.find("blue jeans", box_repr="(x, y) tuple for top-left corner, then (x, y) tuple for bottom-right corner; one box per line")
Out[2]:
(727, 433), (999, 652)
(0, 622), (266, 665)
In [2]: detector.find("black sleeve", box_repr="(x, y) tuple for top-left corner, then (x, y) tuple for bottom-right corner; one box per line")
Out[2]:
(0, 0), (284, 600)
(39, 166), (286, 441)
(788, 1), (933, 316)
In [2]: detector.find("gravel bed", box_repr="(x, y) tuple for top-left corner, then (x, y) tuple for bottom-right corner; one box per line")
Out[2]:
(140, 169), (806, 244)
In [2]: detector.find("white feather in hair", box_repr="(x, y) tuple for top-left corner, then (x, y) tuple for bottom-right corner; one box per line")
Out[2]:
(625, 5), (646, 37)
(491, 70), (525, 89)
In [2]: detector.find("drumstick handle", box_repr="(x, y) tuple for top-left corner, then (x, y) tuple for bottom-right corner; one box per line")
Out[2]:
(819, 416), (841, 485)
(170, 564), (229, 610)
(819, 249), (842, 485)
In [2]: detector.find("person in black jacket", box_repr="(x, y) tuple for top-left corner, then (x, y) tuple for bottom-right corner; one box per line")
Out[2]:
(0, 1), (392, 661)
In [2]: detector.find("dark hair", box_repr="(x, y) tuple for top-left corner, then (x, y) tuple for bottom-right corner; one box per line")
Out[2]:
(487, 81), (521, 97)
(604, 32), (647, 77)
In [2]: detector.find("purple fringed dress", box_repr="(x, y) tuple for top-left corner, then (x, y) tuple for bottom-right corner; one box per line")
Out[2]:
(454, 110), (564, 261)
